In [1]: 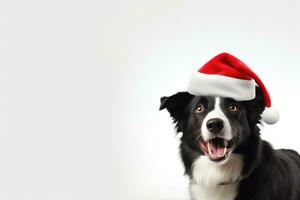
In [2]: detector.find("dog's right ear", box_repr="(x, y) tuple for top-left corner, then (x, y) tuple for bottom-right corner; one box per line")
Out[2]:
(159, 92), (193, 123)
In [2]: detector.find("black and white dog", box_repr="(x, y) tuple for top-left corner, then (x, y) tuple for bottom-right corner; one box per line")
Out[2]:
(160, 87), (300, 200)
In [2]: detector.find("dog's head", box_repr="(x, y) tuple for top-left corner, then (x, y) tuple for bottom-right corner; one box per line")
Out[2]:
(160, 87), (265, 163)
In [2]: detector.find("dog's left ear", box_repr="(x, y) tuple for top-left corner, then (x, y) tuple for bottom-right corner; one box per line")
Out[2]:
(245, 86), (266, 125)
(159, 92), (194, 127)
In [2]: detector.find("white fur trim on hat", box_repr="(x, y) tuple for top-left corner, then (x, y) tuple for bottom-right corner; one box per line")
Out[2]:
(187, 72), (256, 101)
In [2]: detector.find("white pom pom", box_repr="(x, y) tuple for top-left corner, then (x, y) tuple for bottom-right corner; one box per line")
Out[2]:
(262, 107), (279, 125)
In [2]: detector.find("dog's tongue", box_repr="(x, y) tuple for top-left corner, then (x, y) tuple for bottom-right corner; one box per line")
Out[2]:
(208, 140), (226, 159)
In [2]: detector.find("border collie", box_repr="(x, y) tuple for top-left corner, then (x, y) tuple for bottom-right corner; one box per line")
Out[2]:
(159, 87), (300, 200)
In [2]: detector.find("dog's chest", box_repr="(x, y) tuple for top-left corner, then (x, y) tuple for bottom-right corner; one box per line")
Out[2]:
(189, 154), (243, 200)
(190, 182), (238, 200)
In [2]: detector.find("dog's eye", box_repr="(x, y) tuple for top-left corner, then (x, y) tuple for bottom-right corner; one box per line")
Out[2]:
(228, 104), (239, 112)
(195, 104), (205, 113)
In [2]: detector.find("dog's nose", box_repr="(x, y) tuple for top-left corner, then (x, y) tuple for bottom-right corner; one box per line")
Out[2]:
(206, 118), (224, 133)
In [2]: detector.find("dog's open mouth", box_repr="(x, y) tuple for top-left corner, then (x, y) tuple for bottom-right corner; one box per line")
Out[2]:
(200, 137), (235, 162)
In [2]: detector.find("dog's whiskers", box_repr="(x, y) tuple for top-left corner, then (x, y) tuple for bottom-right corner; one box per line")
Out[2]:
(189, 129), (203, 142)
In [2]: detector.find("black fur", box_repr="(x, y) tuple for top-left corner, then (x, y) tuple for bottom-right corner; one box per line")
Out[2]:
(160, 87), (300, 200)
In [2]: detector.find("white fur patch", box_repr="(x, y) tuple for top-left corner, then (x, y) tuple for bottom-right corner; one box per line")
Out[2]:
(190, 154), (243, 200)
(201, 97), (232, 141)
(190, 182), (239, 200)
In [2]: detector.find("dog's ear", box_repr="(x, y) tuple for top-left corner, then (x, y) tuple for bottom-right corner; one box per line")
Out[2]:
(245, 87), (266, 125)
(251, 86), (266, 113)
(159, 96), (169, 111)
(159, 92), (194, 130)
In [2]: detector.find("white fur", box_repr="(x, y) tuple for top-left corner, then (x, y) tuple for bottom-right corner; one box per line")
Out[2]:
(187, 72), (256, 101)
(191, 99), (243, 200)
(190, 154), (243, 200)
(201, 97), (232, 141)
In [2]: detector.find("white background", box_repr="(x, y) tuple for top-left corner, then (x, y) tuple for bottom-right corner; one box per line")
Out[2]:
(1, 0), (300, 200)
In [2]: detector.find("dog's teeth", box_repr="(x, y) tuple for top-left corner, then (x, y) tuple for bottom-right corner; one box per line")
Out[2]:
(224, 140), (228, 146)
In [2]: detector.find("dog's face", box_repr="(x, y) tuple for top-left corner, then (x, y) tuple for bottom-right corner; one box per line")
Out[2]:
(160, 88), (265, 163)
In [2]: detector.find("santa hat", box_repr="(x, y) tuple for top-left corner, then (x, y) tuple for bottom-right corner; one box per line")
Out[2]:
(187, 53), (279, 125)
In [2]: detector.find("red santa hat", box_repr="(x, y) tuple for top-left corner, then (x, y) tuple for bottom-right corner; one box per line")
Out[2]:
(187, 52), (279, 125)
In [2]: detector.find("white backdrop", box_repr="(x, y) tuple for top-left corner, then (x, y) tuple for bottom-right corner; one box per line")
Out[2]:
(1, 0), (300, 200)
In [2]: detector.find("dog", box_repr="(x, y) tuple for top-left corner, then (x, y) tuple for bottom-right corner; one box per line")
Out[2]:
(159, 87), (300, 200)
